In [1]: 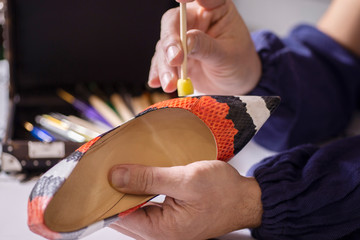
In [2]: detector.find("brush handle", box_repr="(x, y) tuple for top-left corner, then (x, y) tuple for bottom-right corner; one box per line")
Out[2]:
(73, 99), (112, 127)
(88, 95), (124, 127)
(180, 2), (187, 80)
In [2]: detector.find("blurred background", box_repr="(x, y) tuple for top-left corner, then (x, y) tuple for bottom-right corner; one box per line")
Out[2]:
(0, 1), (333, 239)
(0, 0), (333, 142)
(235, 0), (331, 36)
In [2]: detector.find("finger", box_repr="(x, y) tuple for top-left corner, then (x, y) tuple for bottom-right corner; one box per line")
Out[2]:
(187, 29), (224, 64)
(148, 42), (161, 88)
(157, 47), (178, 92)
(148, 40), (179, 92)
(147, 70), (161, 89)
(160, 8), (183, 65)
(112, 205), (165, 239)
(109, 164), (188, 199)
(157, 0), (227, 68)
(197, 0), (226, 9)
(109, 220), (146, 240)
(149, 37), (182, 83)
(147, 8), (184, 92)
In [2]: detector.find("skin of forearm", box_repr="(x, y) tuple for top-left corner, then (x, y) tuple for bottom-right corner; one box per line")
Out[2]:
(317, 0), (360, 56)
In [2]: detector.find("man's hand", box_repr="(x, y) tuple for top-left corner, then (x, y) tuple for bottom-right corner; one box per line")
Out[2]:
(148, 0), (261, 95)
(108, 160), (263, 240)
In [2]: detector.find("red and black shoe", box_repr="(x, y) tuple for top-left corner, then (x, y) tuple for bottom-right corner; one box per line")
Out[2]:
(28, 95), (280, 239)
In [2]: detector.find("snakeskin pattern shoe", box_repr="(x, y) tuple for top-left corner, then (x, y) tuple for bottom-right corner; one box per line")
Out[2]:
(28, 95), (280, 239)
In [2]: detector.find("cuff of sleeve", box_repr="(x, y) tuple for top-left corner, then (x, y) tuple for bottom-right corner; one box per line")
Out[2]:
(249, 136), (360, 239)
(249, 144), (319, 239)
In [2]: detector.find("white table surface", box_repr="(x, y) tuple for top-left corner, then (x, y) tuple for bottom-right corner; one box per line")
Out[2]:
(0, 140), (275, 240)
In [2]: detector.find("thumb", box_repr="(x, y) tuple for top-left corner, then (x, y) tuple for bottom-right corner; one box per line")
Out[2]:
(187, 29), (224, 64)
(109, 164), (186, 199)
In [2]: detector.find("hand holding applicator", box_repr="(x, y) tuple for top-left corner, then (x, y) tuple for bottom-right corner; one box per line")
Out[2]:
(177, 2), (194, 97)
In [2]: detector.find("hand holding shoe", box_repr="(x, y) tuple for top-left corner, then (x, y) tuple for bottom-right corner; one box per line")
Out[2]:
(109, 160), (263, 240)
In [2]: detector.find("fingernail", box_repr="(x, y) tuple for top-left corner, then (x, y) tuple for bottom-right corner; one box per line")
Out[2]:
(148, 70), (157, 84)
(111, 167), (129, 189)
(187, 36), (195, 54)
(166, 45), (180, 62)
(162, 72), (172, 88)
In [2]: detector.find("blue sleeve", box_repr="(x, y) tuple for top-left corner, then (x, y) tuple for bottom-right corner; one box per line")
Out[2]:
(248, 135), (360, 240)
(250, 24), (360, 151)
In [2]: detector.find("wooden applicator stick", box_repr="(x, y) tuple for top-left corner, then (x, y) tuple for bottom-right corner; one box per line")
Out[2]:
(180, 2), (188, 81)
(177, 2), (194, 97)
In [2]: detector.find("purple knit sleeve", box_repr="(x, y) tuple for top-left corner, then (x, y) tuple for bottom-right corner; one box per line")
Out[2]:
(248, 135), (360, 240)
(249, 25), (360, 151)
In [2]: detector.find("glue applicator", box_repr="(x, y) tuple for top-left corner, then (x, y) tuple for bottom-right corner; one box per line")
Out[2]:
(177, 2), (194, 97)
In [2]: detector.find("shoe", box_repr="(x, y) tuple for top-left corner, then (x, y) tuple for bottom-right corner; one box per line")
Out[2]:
(28, 95), (280, 239)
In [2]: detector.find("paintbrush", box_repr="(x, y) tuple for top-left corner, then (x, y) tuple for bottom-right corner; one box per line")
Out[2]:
(177, 2), (194, 97)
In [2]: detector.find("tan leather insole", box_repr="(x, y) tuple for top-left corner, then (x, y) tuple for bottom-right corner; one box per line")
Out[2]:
(44, 108), (217, 232)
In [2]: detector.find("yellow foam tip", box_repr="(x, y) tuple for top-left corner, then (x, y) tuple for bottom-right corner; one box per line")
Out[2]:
(177, 78), (194, 97)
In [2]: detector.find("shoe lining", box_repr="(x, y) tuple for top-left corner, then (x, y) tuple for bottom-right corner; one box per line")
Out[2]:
(44, 108), (217, 232)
